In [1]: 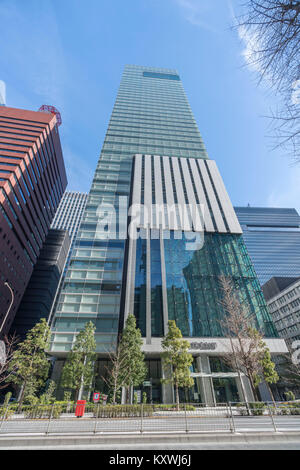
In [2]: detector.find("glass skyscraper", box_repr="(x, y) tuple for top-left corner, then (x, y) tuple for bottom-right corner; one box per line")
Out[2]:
(50, 66), (287, 404)
(50, 65), (209, 354)
(235, 207), (300, 285)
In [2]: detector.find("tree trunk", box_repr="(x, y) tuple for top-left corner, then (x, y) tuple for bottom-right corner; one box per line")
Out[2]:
(248, 375), (259, 401)
(175, 382), (180, 411)
(267, 383), (276, 406)
(125, 386), (130, 404)
(74, 387), (80, 404)
(17, 381), (26, 412)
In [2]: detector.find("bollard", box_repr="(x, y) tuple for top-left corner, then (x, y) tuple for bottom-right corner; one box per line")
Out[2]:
(184, 403), (189, 433)
(267, 404), (277, 433)
(140, 404), (143, 434)
(94, 404), (100, 434)
(46, 404), (54, 435)
(228, 402), (235, 433)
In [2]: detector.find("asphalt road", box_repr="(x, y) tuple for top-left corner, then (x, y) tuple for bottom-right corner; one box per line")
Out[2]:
(1, 414), (300, 435)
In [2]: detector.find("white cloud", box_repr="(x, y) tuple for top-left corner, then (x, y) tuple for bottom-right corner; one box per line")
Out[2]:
(174, 0), (219, 32)
(238, 25), (264, 75)
(267, 165), (300, 213)
(227, 0), (267, 78)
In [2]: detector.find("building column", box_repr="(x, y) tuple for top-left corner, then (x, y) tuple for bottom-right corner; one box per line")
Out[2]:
(197, 355), (215, 406)
(241, 375), (255, 402)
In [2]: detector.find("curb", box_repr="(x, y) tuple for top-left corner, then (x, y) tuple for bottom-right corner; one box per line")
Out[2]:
(1, 431), (300, 448)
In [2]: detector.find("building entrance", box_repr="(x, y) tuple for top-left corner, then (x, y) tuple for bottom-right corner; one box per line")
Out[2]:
(212, 377), (239, 403)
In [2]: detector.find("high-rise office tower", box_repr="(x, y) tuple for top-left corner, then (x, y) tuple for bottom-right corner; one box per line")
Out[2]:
(10, 229), (70, 341)
(235, 207), (300, 285)
(262, 276), (300, 347)
(48, 191), (88, 321)
(51, 191), (88, 246)
(0, 106), (67, 336)
(50, 66), (286, 404)
(10, 193), (87, 340)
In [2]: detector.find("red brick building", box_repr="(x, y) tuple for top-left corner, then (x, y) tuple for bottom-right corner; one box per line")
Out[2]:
(0, 106), (67, 337)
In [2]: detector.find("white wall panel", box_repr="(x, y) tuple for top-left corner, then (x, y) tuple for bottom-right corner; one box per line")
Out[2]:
(132, 155), (241, 235)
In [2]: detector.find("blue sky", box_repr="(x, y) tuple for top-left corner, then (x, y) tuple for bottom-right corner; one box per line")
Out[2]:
(1, 0), (299, 212)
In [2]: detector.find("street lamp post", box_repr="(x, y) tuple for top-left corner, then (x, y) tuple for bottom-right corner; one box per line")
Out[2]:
(0, 281), (14, 335)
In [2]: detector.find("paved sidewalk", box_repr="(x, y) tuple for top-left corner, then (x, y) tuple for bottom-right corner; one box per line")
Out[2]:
(0, 431), (300, 450)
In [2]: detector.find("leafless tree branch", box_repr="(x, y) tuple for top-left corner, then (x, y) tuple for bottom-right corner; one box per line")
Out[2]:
(236, 0), (300, 160)
(0, 333), (19, 391)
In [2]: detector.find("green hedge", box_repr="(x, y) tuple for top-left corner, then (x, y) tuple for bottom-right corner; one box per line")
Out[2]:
(0, 406), (15, 420)
(153, 404), (196, 411)
(93, 404), (154, 418)
(24, 404), (63, 419)
(235, 402), (265, 416)
(249, 402), (265, 416)
(278, 404), (300, 415)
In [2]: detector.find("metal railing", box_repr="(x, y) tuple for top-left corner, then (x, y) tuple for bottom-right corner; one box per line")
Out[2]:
(0, 402), (300, 436)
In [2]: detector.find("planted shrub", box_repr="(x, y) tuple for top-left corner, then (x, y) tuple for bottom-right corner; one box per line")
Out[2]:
(0, 405), (15, 420)
(235, 403), (249, 416)
(24, 403), (63, 419)
(93, 404), (153, 418)
(284, 391), (296, 402)
(249, 402), (265, 416)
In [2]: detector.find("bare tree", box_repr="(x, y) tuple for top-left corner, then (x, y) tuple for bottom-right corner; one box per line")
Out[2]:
(219, 275), (268, 401)
(0, 334), (18, 391)
(101, 345), (130, 404)
(236, 0), (300, 159)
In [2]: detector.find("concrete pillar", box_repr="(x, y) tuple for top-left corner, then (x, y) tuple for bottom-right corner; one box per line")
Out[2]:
(241, 375), (255, 402)
(258, 381), (273, 402)
(197, 355), (215, 406)
(235, 376), (245, 403)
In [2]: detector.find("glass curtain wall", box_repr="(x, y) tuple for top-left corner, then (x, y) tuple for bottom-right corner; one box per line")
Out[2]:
(133, 230), (277, 338)
(50, 65), (208, 353)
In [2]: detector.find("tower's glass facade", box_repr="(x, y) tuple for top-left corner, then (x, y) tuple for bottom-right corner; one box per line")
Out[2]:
(50, 65), (277, 356)
(145, 232), (275, 337)
(50, 65), (208, 353)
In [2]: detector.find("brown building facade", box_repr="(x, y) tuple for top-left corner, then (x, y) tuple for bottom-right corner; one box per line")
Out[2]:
(0, 106), (67, 337)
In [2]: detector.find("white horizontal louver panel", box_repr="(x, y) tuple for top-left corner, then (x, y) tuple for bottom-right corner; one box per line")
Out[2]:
(144, 155), (152, 228)
(132, 154), (142, 228)
(180, 158), (204, 232)
(197, 159), (227, 233)
(153, 155), (165, 229)
(188, 159), (215, 232)
(132, 155), (241, 235)
(171, 157), (192, 232)
(207, 160), (242, 234)
(162, 156), (179, 231)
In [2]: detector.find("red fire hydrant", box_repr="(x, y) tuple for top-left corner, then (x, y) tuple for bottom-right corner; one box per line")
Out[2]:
(75, 400), (86, 418)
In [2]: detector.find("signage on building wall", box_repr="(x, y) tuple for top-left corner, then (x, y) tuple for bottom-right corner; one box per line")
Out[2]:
(189, 342), (217, 351)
